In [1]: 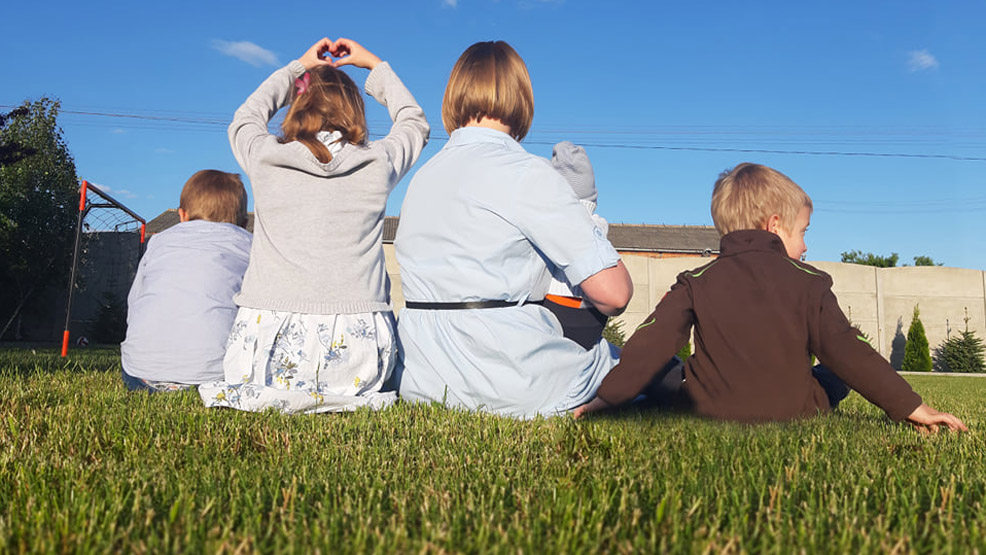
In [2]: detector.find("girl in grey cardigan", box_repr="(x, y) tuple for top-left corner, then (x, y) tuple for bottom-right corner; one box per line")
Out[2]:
(199, 37), (429, 413)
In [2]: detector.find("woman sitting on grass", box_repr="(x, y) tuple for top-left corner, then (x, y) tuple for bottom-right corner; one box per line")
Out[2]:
(392, 41), (632, 419)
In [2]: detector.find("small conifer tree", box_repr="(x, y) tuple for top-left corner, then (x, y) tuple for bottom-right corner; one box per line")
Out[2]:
(933, 311), (986, 373)
(902, 305), (932, 372)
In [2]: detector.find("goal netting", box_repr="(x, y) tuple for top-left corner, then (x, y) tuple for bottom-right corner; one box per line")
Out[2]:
(61, 180), (146, 355)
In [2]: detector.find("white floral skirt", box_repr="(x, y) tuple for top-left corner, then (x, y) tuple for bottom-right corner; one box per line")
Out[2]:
(198, 308), (398, 413)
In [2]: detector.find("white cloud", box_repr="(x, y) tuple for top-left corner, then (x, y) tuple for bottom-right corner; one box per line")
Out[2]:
(443, 0), (457, 6)
(907, 49), (939, 72)
(211, 39), (280, 67)
(88, 183), (135, 199)
(111, 128), (126, 134)
(154, 147), (175, 154)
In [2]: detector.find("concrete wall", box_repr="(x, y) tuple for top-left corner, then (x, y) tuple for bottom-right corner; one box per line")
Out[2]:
(384, 245), (986, 367)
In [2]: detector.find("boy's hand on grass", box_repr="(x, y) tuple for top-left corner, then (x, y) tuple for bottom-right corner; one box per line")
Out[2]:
(573, 397), (610, 419)
(906, 403), (968, 434)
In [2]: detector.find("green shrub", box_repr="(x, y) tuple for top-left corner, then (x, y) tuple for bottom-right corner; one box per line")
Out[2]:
(602, 318), (626, 348)
(933, 314), (985, 373)
(676, 341), (691, 361)
(89, 292), (128, 344)
(901, 306), (932, 372)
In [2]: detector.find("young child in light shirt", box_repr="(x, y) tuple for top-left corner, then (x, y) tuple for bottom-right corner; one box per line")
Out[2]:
(121, 170), (251, 392)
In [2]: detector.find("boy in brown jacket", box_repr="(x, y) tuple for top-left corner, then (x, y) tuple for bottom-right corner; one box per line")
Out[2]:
(575, 163), (966, 432)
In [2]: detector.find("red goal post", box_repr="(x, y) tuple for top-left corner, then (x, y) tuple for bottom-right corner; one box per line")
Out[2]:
(61, 180), (146, 356)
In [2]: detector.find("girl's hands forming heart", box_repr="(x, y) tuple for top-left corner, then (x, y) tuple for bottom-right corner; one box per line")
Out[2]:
(298, 38), (336, 71)
(330, 38), (381, 71)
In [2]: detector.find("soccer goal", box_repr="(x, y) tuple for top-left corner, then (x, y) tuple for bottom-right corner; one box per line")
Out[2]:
(61, 180), (146, 356)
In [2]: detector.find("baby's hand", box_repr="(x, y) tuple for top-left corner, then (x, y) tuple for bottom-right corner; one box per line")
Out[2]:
(330, 38), (381, 71)
(906, 403), (968, 434)
(298, 38), (336, 71)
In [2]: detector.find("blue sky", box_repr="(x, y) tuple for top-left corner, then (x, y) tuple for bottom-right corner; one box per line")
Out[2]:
(3, 1), (984, 268)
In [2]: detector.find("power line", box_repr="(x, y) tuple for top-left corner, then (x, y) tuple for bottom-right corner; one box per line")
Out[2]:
(6, 104), (985, 162)
(518, 140), (986, 162)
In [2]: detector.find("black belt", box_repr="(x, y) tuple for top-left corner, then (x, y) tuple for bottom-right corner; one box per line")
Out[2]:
(404, 300), (544, 310)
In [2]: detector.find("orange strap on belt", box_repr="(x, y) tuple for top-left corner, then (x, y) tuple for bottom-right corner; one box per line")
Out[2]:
(544, 294), (583, 309)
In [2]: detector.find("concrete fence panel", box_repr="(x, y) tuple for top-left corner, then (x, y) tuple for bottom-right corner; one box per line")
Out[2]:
(385, 248), (986, 366)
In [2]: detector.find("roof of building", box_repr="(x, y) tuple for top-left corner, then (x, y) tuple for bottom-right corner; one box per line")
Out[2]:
(146, 210), (721, 254)
(607, 223), (721, 254)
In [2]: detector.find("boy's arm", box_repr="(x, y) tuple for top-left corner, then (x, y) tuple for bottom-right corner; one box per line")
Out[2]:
(227, 62), (302, 174)
(364, 62), (430, 186)
(810, 286), (923, 421)
(592, 277), (695, 408)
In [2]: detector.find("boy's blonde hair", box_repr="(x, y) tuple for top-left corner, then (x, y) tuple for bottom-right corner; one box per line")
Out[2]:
(281, 66), (367, 163)
(442, 41), (534, 142)
(179, 170), (248, 228)
(710, 163), (813, 235)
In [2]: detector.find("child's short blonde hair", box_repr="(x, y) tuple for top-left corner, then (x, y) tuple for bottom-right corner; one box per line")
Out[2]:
(281, 65), (367, 164)
(710, 163), (813, 235)
(442, 41), (534, 141)
(179, 170), (248, 228)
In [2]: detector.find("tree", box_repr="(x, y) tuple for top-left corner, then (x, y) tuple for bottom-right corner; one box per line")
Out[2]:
(840, 250), (899, 268)
(901, 305), (932, 372)
(840, 251), (942, 268)
(933, 311), (985, 373)
(0, 98), (79, 340)
(912, 255), (943, 267)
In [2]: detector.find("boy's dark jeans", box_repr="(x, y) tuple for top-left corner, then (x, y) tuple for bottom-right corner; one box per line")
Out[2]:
(811, 364), (850, 408)
(641, 359), (851, 410)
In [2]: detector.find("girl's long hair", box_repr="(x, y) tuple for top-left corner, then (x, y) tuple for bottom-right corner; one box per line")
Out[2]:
(280, 66), (367, 163)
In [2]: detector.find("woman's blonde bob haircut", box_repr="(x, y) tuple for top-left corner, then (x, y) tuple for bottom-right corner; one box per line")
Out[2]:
(281, 65), (367, 163)
(180, 170), (249, 228)
(711, 163), (813, 235)
(442, 41), (534, 141)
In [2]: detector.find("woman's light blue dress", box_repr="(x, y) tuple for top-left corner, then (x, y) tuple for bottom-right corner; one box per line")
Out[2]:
(394, 127), (622, 418)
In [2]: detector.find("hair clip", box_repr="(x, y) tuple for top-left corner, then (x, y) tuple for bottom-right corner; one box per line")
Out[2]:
(294, 73), (311, 96)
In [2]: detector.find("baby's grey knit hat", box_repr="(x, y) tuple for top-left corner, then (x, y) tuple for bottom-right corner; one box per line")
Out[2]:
(551, 141), (597, 203)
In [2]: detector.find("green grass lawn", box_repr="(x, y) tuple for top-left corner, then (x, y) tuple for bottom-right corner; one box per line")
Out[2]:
(1, 347), (984, 554)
